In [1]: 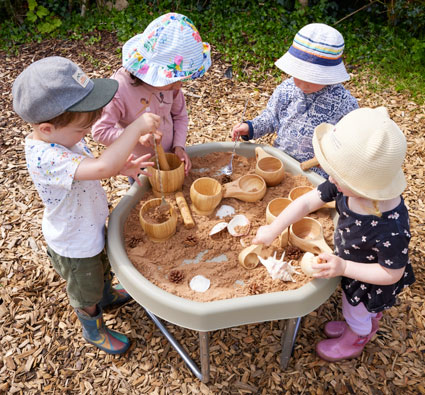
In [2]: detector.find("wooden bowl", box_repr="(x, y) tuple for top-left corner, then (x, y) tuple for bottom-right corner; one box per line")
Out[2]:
(238, 244), (262, 270)
(139, 198), (177, 242)
(289, 217), (332, 254)
(190, 177), (223, 216)
(255, 147), (285, 186)
(223, 174), (266, 202)
(266, 197), (292, 248)
(147, 153), (185, 196)
(288, 186), (313, 201)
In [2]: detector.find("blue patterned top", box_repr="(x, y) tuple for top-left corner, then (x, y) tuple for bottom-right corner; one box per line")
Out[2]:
(318, 181), (415, 313)
(245, 78), (358, 178)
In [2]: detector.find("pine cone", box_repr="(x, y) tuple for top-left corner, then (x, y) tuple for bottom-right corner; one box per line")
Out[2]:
(169, 270), (184, 283)
(285, 246), (302, 261)
(248, 282), (263, 295)
(183, 235), (198, 247)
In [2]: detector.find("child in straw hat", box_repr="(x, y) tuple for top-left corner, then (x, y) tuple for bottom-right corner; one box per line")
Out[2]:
(253, 107), (415, 362)
(232, 23), (358, 178)
(92, 12), (211, 177)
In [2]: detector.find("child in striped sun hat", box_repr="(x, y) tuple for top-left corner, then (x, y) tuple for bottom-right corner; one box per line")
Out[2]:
(232, 23), (358, 178)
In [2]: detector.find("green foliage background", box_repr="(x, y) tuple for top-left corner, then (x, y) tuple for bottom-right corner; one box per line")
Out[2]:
(1, 0), (424, 103)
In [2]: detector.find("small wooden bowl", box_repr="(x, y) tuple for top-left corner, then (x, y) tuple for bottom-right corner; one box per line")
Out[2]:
(139, 198), (177, 242)
(288, 186), (313, 201)
(255, 147), (285, 186)
(223, 174), (266, 202)
(147, 153), (185, 196)
(289, 217), (332, 254)
(190, 177), (223, 216)
(238, 244), (262, 270)
(266, 197), (292, 247)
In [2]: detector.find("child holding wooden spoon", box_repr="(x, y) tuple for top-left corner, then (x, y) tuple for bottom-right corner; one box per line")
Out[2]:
(253, 107), (415, 362)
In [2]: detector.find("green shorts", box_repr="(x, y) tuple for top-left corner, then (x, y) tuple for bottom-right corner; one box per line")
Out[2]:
(46, 246), (111, 309)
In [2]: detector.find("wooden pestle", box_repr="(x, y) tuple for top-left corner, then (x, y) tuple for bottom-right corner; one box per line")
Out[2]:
(175, 192), (195, 229)
(300, 157), (319, 171)
(156, 144), (170, 171)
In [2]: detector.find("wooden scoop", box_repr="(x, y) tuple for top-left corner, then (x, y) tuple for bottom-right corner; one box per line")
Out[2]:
(223, 174), (266, 202)
(238, 244), (262, 269)
(255, 147), (285, 186)
(289, 217), (332, 254)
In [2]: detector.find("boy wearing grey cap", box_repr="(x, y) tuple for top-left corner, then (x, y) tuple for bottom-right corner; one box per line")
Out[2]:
(13, 56), (160, 354)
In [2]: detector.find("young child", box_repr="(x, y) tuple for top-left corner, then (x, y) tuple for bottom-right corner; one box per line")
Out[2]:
(232, 23), (358, 178)
(92, 12), (211, 177)
(253, 107), (415, 361)
(12, 56), (161, 354)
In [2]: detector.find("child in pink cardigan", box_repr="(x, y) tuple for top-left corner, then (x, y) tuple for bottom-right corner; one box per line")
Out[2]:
(92, 13), (211, 176)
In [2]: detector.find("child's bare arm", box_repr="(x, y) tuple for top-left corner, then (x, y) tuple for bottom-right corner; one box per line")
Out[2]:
(75, 113), (160, 181)
(312, 253), (405, 285)
(253, 188), (325, 245)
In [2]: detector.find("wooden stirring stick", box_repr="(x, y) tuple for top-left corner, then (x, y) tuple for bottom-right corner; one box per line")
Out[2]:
(300, 157), (319, 171)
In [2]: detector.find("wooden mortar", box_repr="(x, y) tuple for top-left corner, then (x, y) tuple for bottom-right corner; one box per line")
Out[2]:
(190, 177), (223, 216)
(139, 198), (177, 242)
(254, 146), (285, 186)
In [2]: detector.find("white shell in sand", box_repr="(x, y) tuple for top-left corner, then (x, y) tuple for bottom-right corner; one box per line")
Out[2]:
(300, 252), (321, 276)
(190, 275), (211, 292)
(216, 204), (235, 219)
(258, 251), (301, 282)
(228, 214), (250, 236)
(209, 222), (228, 236)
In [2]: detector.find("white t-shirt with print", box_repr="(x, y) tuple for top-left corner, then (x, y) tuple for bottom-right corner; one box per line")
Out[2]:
(25, 137), (109, 258)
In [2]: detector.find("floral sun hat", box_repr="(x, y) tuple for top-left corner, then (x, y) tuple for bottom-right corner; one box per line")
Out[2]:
(275, 23), (350, 85)
(122, 13), (211, 87)
(313, 107), (407, 200)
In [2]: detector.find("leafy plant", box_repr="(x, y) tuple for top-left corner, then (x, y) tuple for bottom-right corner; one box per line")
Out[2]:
(26, 0), (62, 33)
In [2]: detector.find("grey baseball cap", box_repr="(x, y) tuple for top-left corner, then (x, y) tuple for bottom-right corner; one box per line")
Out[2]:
(12, 56), (118, 124)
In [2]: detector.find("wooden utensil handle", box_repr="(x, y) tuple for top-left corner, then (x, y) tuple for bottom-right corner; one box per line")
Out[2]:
(156, 144), (170, 171)
(300, 157), (319, 171)
(175, 192), (195, 229)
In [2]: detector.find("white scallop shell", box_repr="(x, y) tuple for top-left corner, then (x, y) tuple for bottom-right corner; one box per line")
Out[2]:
(228, 214), (251, 237)
(300, 252), (321, 276)
(189, 275), (210, 292)
(209, 221), (228, 236)
(216, 204), (235, 219)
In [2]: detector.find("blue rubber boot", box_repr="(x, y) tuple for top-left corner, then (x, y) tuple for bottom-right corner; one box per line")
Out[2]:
(100, 274), (132, 309)
(76, 306), (130, 354)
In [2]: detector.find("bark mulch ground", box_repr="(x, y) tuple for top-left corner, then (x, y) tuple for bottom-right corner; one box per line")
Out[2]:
(1, 31), (424, 394)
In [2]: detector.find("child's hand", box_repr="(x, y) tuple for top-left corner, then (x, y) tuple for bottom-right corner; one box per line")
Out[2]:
(135, 112), (161, 135)
(311, 253), (347, 279)
(232, 122), (249, 141)
(252, 225), (277, 246)
(120, 153), (154, 186)
(174, 146), (192, 176)
(139, 130), (162, 148)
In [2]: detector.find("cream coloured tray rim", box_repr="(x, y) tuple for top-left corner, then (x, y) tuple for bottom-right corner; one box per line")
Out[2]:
(107, 142), (339, 331)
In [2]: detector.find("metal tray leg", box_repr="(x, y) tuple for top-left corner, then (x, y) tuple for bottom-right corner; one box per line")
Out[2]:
(280, 317), (302, 369)
(144, 309), (210, 383)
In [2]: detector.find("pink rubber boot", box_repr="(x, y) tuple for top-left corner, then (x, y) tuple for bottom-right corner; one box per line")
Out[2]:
(316, 325), (374, 362)
(323, 312), (383, 338)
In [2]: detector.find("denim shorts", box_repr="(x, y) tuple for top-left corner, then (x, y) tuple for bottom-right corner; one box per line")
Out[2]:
(46, 246), (111, 309)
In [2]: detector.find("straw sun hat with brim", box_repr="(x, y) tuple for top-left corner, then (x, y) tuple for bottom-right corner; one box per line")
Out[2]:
(122, 13), (211, 87)
(275, 23), (350, 85)
(312, 107), (407, 200)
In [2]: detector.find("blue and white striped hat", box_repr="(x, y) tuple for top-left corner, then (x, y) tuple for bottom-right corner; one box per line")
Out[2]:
(275, 23), (350, 85)
(122, 13), (211, 87)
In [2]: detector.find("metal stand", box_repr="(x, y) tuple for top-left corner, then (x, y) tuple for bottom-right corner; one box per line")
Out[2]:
(145, 309), (301, 383)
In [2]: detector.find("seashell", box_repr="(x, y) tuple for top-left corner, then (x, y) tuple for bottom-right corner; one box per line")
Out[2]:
(189, 275), (210, 292)
(209, 221), (228, 236)
(258, 251), (301, 282)
(216, 204), (236, 219)
(300, 252), (321, 276)
(228, 214), (250, 237)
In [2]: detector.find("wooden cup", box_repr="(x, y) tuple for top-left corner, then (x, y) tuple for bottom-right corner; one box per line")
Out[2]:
(266, 197), (292, 247)
(223, 174), (266, 202)
(139, 198), (177, 242)
(147, 153), (185, 197)
(289, 217), (332, 254)
(190, 177), (223, 216)
(254, 147), (285, 186)
(238, 244), (263, 270)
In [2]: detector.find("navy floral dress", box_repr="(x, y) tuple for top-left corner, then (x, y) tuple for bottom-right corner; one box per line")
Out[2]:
(244, 78), (358, 178)
(318, 181), (415, 313)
